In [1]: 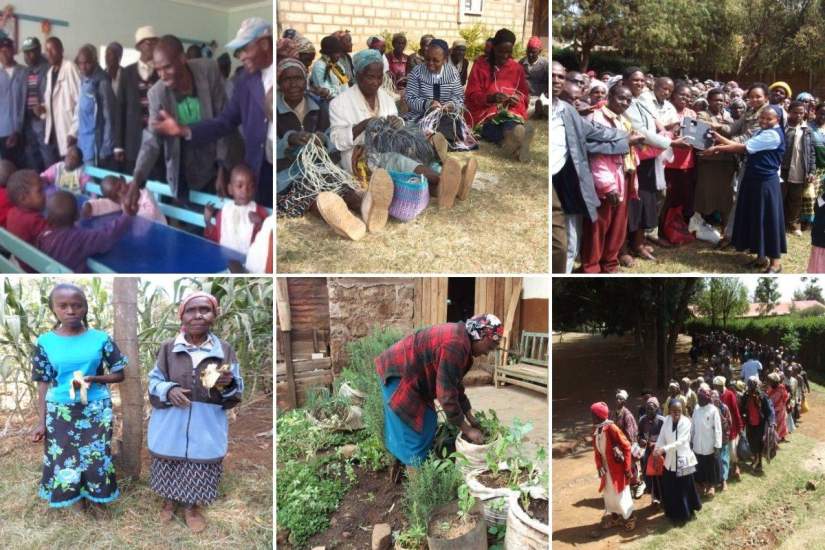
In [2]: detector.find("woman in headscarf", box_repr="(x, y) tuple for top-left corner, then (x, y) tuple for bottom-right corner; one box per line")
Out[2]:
(690, 384), (721, 497)
(310, 35), (349, 100)
(403, 38), (470, 150)
(638, 396), (665, 506)
(710, 389), (733, 491)
(588, 80), (608, 109)
(147, 291), (243, 533)
(739, 376), (773, 472)
(31, 284), (127, 512)
(766, 372), (789, 442)
(366, 36), (390, 74)
(729, 98), (747, 121)
(613, 389), (644, 498)
(375, 315), (501, 480)
(465, 28), (533, 161)
(590, 401), (635, 535)
(323, 48), (476, 233)
(654, 399), (702, 523)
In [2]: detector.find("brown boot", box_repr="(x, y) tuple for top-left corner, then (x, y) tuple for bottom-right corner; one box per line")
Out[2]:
(184, 505), (207, 533)
(159, 500), (176, 523)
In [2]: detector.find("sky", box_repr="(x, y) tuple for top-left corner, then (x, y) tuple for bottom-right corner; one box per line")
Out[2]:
(736, 275), (819, 302)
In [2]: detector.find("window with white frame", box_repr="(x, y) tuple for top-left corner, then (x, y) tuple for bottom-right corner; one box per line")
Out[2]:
(464, 0), (483, 16)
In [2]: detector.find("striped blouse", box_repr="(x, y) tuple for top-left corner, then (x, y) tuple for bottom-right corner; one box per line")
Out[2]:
(403, 63), (464, 121)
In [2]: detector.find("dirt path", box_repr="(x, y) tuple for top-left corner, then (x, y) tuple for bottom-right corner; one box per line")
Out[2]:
(552, 333), (825, 549)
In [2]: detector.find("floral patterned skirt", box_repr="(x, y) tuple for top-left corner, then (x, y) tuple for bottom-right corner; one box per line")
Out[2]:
(39, 398), (118, 508)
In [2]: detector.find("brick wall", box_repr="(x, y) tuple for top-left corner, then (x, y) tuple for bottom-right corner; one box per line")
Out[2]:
(277, 0), (538, 55)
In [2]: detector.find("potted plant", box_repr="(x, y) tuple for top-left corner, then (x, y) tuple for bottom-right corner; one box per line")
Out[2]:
(426, 482), (488, 549)
(455, 409), (505, 473)
(504, 484), (549, 549)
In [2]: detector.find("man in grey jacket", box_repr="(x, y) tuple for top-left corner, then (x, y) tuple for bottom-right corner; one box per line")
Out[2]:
(132, 35), (225, 200)
(552, 61), (638, 273)
(22, 37), (56, 171)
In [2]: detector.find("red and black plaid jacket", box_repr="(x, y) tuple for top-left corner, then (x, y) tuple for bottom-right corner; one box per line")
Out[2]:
(375, 323), (473, 432)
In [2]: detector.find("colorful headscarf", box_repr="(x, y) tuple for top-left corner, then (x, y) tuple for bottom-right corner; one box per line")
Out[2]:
(698, 384), (711, 400)
(464, 313), (503, 341)
(178, 291), (220, 321)
(352, 48), (384, 75)
(276, 38), (298, 61)
(646, 396), (660, 410)
(527, 36), (542, 49)
(367, 35), (385, 50)
(277, 57), (307, 80)
(591, 401), (609, 421)
(770, 81), (792, 98)
(797, 92), (814, 102)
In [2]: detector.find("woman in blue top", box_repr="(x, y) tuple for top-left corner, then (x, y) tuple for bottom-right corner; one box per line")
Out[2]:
(703, 106), (786, 273)
(31, 283), (127, 510)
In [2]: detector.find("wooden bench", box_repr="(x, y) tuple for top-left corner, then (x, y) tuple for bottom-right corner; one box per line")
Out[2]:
(0, 228), (73, 273)
(494, 331), (548, 394)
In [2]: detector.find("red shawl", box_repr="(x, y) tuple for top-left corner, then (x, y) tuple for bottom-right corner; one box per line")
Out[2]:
(464, 57), (530, 128)
(593, 422), (632, 493)
(721, 388), (743, 439)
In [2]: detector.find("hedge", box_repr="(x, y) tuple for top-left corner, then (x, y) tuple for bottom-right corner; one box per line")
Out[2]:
(685, 315), (825, 379)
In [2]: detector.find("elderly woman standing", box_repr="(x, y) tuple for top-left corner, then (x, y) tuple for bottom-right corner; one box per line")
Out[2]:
(147, 292), (243, 533)
(739, 376), (774, 472)
(310, 35), (349, 100)
(590, 401), (635, 535)
(766, 372), (789, 442)
(638, 397), (665, 506)
(691, 384), (722, 497)
(404, 39), (468, 149)
(654, 399), (702, 523)
(465, 28), (533, 161)
(613, 389), (644, 498)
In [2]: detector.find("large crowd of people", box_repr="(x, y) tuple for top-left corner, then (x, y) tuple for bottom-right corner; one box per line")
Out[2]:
(589, 331), (811, 535)
(552, 62), (825, 274)
(277, 28), (548, 240)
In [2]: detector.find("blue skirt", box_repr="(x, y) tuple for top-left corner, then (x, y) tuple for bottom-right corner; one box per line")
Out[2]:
(731, 173), (787, 258)
(382, 376), (437, 465)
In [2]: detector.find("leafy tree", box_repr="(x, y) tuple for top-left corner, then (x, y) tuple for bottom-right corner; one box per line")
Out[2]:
(552, 0), (630, 71)
(754, 277), (781, 316)
(694, 278), (749, 329)
(793, 277), (825, 303)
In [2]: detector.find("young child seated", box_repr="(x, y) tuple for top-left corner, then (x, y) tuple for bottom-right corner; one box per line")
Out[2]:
(6, 170), (48, 244)
(40, 145), (91, 194)
(37, 190), (135, 273)
(204, 164), (267, 254)
(81, 175), (167, 224)
(0, 159), (16, 226)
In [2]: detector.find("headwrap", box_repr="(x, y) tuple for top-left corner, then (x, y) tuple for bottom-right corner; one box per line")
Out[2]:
(492, 28), (516, 46)
(589, 80), (607, 94)
(366, 35), (384, 49)
(713, 375), (726, 388)
(591, 401), (609, 421)
(770, 81), (792, 98)
(730, 98), (746, 110)
(767, 372), (781, 384)
(668, 382), (680, 391)
(277, 58), (307, 80)
(735, 380), (746, 392)
(768, 104), (784, 119)
(452, 39), (467, 49)
(320, 35), (345, 56)
(428, 39), (449, 56)
(464, 313), (503, 341)
(747, 375), (759, 387)
(178, 292), (220, 324)
(527, 36), (542, 49)
(698, 384), (711, 400)
(681, 377), (691, 385)
(352, 48), (384, 75)
(276, 38), (298, 61)
(616, 389), (629, 401)
(797, 92), (814, 102)
(287, 31), (315, 54)
(646, 396), (660, 410)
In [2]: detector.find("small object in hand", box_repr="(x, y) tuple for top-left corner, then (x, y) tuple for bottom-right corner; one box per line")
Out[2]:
(69, 371), (89, 405)
(200, 363), (231, 390)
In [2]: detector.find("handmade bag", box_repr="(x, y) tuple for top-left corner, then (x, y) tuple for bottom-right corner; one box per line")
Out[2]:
(387, 170), (429, 222)
(802, 395), (810, 413)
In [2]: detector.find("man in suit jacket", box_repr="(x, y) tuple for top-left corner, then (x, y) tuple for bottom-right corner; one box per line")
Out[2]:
(132, 35), (226, 200)
(114, 26), (160, 174)
(144, 18), (273, 207)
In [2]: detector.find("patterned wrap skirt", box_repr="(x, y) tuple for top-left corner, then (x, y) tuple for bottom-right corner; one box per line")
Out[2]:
(39, 398), (119, 508)
(150, 458), (224, 506)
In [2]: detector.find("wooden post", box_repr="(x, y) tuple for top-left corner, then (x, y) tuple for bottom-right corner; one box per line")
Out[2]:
(276, 279), (297, 409)
(113, 277), (142, 480)
(500, 278), (523, 368)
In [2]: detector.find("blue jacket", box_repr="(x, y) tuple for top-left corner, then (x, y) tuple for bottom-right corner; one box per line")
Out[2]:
(147, 333), (243, 463)
(190, 67), (269, 183)
(0, 63), (26, 138)
(76, 67), (116, 165)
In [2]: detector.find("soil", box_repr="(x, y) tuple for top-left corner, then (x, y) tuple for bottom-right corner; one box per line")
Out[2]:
(428, 508), (479, 539)
(303, 465), (407, 550)
(527, 497), (549, 525)
(477, 469), (529, 489)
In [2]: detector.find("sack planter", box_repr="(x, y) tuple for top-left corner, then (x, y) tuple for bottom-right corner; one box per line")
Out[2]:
(464, 467), (537, 525)
(306, 404), (364, 431)
(338, 381), (366, 406)
(455, 432), (500, 474)
(426, 499), (487, 550)
(504, 489), (549, 549)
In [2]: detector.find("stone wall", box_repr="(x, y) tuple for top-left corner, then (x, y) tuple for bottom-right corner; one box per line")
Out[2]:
(277, 0), (539, 56)
(327, 278), (416, 372)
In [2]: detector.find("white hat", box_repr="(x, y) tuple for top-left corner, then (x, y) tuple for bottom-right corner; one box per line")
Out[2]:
(616, 389), (628, 400)
(135, 26), (157, 47)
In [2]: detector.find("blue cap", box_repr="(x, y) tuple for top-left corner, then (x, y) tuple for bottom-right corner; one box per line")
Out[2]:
(226, 17), (272, 51)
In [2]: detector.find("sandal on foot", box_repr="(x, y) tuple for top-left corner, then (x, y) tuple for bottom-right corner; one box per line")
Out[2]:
(316, 192), (367, 241)
(457, 158), (477, 201)
(764, 265), (782, 274)
(438, 158), (461, 209)
(362, 169), (393, 232)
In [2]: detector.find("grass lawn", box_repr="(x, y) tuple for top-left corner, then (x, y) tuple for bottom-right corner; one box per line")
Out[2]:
(277, 119), (548, 274)
(619, 230), (812, 274)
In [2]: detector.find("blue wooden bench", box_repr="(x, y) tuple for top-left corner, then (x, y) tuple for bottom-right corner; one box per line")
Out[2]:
(0, 227), (73, 273)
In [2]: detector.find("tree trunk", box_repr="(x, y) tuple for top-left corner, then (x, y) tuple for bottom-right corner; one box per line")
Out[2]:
(114, 278), (143, 480)
(656, 283), (668, 387)
(637, 313), (659, 390)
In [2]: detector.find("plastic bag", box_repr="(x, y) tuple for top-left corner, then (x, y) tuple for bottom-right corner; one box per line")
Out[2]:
(736, 432), (753, 461)
(662, 207), (695, 245)
(688, 213), (722, 244)
(645, 452), (664, 476)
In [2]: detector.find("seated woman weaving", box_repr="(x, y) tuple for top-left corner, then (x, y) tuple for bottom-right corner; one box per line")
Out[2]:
(403, 39), (476, 151)
(316, 49), (477, 239)
(465, 28), (533, 162)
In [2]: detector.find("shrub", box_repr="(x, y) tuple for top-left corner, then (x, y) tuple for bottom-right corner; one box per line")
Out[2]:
(400, 451), (463, 546)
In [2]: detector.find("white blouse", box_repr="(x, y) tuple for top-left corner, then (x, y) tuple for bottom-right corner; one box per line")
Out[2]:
(329, 85), (398, 174)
